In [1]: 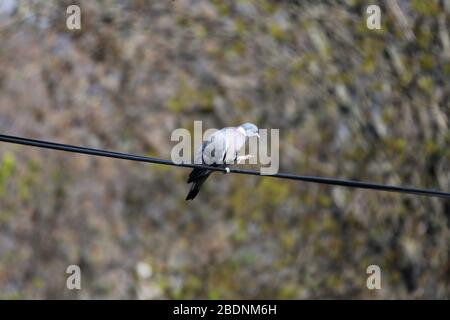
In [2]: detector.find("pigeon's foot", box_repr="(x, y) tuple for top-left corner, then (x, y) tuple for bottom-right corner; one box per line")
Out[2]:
(237, 155), (254, 164)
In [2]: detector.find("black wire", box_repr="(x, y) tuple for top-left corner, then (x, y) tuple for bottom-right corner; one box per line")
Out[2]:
(1, 133), (449, 199)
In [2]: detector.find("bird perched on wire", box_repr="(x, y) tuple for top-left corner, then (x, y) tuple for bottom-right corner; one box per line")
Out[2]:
(186, 123), (260, 200)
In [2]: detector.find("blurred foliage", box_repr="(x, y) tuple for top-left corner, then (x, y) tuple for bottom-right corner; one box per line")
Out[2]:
(0, 0), (450, 299)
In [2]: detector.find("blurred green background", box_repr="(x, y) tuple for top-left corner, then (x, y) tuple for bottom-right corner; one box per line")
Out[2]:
(0, 0), (450, 299)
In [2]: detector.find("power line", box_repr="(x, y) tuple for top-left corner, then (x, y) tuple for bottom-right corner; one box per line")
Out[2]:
(0, 133), (449, 199)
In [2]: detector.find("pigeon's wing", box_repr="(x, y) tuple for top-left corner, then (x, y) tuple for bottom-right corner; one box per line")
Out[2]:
(186, 126), (245, 200)
(186, 130), (227, 199)
(222, 127), (247, 164)
(195, 129), (227, 165)
(188, 130), (226, 184)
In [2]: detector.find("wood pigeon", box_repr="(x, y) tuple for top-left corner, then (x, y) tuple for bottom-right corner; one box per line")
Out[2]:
(186, 123), (259, 200)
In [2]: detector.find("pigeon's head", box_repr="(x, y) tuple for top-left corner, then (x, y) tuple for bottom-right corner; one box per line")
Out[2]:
(239, 123), (260, 138)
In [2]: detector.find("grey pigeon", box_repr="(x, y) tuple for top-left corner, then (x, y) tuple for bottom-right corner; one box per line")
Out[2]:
(186, 123), (259, 200)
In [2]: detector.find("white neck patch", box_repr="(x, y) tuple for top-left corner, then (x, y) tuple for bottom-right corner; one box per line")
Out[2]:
(238, 126), (246, 136)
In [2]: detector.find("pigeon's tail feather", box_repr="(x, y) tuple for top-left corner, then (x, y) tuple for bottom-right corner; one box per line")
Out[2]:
(186, 169), (212, 200)
(187, 167), (210, 183)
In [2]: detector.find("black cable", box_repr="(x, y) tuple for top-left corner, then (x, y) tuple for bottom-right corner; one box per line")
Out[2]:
(0, 133), (449, 198)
